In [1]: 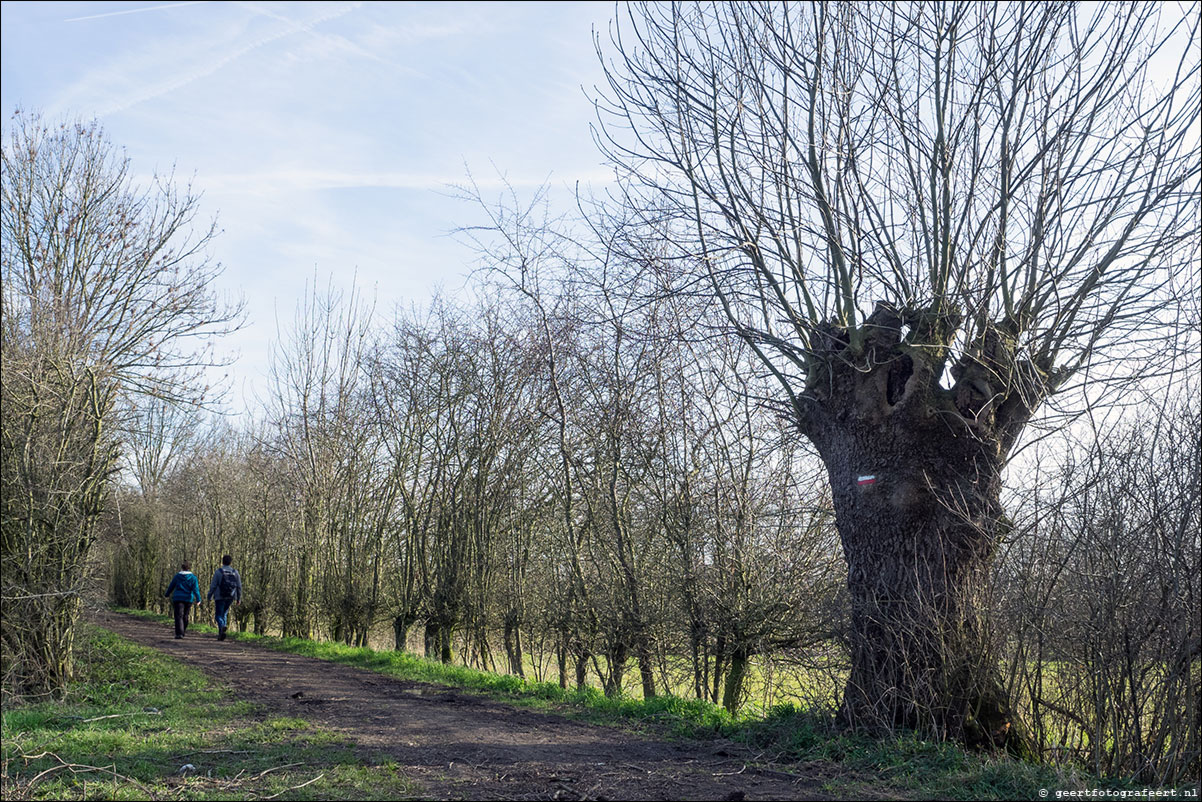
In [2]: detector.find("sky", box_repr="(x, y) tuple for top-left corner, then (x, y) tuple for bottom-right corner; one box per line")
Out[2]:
(0, 0), (617, 413)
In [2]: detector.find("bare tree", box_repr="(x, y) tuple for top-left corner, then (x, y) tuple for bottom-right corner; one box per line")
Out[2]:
(592, 2), (1199, 749)
(265, 275), (375, 640)
(1, 112), (241, 695)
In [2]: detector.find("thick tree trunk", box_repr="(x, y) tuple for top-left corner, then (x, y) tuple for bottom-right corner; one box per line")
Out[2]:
(393, 612), (415, 651)
(819, 424), (1013, 745)
(805, 366), (1025, 748)
(711, 634), (727, 705)
(798, 308), (1039, 754)
(424, 602), (457, 663)
(722, 647), (751, 713)
(503, 611), (525, 677)
(557, 636), (568, 688)
(424, 621), (441, 660)
(635, 632), (656, 699)
(605, 640), (628, 697)
(574, 649), (589, 690)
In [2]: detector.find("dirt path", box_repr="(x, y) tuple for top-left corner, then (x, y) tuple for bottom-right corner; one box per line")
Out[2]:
(92, 610), (834, 801)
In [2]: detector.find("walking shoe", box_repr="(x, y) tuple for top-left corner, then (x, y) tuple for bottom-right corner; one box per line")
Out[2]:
(218, 626), (226, 641)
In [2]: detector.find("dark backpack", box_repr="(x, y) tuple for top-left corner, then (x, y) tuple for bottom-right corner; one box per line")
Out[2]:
(217, 567), (238, 598)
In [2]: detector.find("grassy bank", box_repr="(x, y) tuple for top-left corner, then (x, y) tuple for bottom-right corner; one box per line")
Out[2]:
(1, 622), (418, 800)
(113, 607), (1195, 801)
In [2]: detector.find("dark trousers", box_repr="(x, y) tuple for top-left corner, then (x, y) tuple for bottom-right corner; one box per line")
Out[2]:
(173, 601), (193, 638)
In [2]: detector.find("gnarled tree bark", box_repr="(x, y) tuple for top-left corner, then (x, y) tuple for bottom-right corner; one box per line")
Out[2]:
(798, 304), (1042, 752)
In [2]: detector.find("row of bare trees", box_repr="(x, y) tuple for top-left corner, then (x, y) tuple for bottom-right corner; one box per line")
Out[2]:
(99, 244), (1199, 780)
(104, 245), (848, 714)
(102, 0), (1198, 778)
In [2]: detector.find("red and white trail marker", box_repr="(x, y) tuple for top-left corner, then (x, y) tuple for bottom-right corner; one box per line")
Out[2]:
(857, 475), (877, 487)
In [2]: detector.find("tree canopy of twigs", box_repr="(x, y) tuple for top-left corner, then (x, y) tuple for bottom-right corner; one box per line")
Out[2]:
(594, 1), (1199, 419)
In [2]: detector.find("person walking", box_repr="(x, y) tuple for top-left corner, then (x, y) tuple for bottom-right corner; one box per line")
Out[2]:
(164, 562), (203, 639)
(207, 554), (243, 641)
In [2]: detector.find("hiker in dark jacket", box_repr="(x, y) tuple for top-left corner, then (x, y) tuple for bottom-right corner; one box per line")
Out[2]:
(165, 562), (203, 639)
(207, 554), (243, 641)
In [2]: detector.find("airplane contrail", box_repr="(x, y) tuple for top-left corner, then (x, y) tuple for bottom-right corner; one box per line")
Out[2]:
(65, 1), (207, 23)
(89, 1), (359, 116)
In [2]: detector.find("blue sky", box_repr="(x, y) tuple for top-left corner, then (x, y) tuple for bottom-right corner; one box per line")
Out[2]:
(1, 1), (616, 411)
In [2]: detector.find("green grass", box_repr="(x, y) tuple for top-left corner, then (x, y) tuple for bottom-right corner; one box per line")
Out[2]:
(112, 608), (1200, 800)
(1, 622), (420, 800)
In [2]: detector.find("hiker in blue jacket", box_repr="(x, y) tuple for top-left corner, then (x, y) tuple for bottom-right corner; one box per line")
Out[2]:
(207, 554), (243, 641)
(164, 562), (203, 639)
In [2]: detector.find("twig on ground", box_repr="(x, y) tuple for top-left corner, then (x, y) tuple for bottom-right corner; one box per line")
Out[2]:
(259, 772), (324, 799)
(713, 763), (747, 777)
(169, 749), (253, 759)
(248, 762), (303, 780)
(19, 750), (158, 799)
(82, 711), (162, 723)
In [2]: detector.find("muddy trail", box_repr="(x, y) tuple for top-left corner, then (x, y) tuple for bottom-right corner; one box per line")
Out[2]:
(92, 610), (847, 801)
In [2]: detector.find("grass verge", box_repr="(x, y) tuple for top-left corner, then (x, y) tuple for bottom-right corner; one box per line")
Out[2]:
(113, 608), (1197, 801)
(1, 621), (419, 800)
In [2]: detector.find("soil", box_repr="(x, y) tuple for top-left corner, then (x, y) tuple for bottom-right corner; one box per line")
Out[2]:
(91, 610), (846, 801)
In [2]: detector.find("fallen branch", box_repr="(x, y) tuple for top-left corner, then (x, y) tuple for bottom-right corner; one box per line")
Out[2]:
(249, 763), (303, 780)
(260, 772), (325, 799)
(169, 749), (253, 759)
(20, 751), (158, 800)
(713, 764), (747, 777)
(82, 711), (162, 723)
